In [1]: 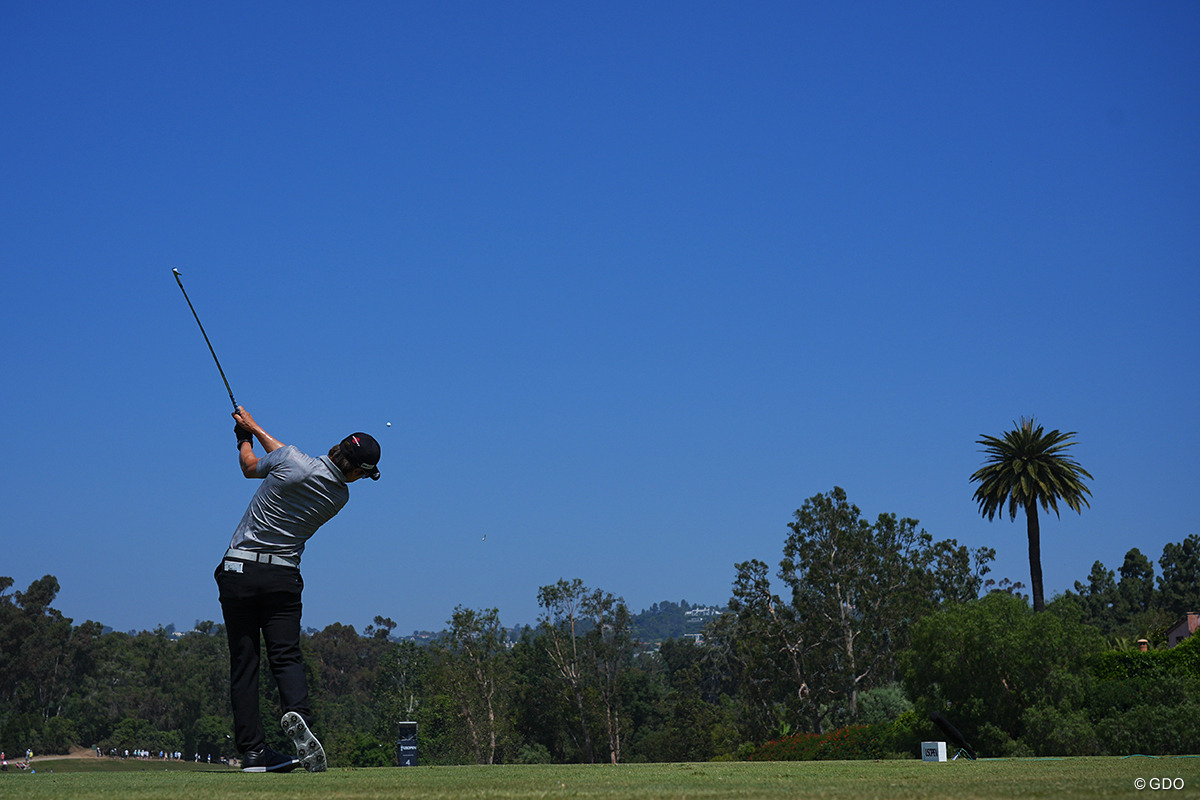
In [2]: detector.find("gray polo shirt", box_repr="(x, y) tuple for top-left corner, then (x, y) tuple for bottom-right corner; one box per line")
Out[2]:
(227, 445), (350, 562)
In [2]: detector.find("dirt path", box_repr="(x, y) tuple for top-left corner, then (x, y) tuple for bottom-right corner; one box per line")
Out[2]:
(35, 746), (99, 760)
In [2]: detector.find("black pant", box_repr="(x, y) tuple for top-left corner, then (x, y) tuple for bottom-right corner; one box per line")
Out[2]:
(215, 560), (313, 754)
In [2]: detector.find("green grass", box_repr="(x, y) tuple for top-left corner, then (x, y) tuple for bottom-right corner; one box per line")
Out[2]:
(2, 757), (1197, 800)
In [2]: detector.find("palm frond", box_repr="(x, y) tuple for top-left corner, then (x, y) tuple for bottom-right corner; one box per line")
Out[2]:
(969, 417), (1092, 521)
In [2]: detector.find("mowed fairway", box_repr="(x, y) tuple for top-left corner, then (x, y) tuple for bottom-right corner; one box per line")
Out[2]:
(2, 758), (1198, 800)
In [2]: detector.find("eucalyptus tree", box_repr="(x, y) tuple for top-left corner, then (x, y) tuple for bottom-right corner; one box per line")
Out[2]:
(723, 488), (993, 736)
(971, 418), (1093, 612)
(537, 579), (595, 762)
(442, 606), (508, 765)
(581, 588), (632, 764)
(781, 489), (983, 722)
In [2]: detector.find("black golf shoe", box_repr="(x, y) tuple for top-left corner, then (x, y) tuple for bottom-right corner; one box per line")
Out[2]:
(241, 745), (300, 773)
(282, 711), (327, 772)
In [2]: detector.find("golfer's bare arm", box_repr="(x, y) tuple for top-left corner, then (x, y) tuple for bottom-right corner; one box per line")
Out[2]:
(232, 407), (285, 479)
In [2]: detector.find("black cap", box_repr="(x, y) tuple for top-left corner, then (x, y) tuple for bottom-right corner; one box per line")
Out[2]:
(340, 432), (381, 480)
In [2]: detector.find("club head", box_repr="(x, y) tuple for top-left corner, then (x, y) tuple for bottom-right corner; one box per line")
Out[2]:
(172, 267), (182, 276)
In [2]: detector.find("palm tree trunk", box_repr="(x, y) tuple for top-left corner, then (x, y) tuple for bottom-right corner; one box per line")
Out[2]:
(1025, 500), (1044, 612)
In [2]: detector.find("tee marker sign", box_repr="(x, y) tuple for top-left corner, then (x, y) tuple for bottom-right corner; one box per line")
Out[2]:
(921, 741), (947, 762)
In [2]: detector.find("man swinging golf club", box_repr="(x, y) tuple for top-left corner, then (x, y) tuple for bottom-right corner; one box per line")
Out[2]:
(216, 406), (381, 773)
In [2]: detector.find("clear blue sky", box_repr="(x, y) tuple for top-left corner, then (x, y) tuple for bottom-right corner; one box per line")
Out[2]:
(3, 2), (1197, 636)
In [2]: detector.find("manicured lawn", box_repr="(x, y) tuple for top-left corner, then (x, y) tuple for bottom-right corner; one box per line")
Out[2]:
(2, 757), (1196, 800)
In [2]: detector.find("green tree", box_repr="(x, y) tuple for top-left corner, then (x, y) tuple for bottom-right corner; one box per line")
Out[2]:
(900, 592), (1104, 755)
(781, 490), (988, 726)
(372, 639), (427, 747)
(629, 638), (740, 762)
(508, 626), (577, 762)
(929, 540), (996, 606)
(537, 579), (596, 762)
(581, 588), (633, 764)
(104, 716), (183, 755)
(340, 730), (391, 766)
(970, 417), (1093, 612)
(192, 714), (235, 760)
(631, 602), (689, 642)
(722, 558), (808, 737)
(304, 622), (392, 764)
(364, 615), (398, 640)
(1115, 548), (1156, 626)
(782, 490), (904, 725)
(1073, 560), (1118, 630)
(0, 575), (104, 753)
(1158, 534), (1200, 616)
(721, 489), (993, 738)
(441, 606), (509, 764)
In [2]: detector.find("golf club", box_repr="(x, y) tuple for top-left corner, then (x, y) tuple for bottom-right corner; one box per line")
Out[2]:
(930, 712), (977, 760)
(172, 267), (238, 411)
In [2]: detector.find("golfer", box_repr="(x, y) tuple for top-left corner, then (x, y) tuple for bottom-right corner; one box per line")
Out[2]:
(216, 406), (381, 773)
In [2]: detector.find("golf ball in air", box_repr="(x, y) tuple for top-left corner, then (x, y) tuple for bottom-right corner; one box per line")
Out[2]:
(386, 422), (391, 427)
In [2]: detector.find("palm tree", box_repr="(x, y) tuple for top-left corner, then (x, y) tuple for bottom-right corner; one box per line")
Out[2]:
(970, 417), (1093, 612)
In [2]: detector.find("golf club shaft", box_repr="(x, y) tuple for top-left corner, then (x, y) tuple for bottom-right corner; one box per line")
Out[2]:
(172, 269), (238, 411)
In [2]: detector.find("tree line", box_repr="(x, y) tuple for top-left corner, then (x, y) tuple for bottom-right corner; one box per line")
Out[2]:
(3, 487), (1197, 764)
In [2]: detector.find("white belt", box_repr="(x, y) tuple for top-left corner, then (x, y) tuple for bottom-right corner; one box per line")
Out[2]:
(224, 548), (299, 568)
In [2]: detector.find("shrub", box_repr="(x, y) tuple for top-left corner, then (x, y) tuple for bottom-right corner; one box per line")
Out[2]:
(975, 722), (1030, 758)
(883, 709), (926, 757)
(1020, 704), (1100, 756)
(749, 725), (886, 761)
(515, 743), (552, 764)
(858, 684), (913, 726)
(749, 731), (821, 762)
(814, 725), (887, 760)
(37, 716), (79, 755)
(102, 718), (183, 756)
(338, 731), (392, 767)
(1089, 632), (1200, 682)
(1095, 701), (1200, 756)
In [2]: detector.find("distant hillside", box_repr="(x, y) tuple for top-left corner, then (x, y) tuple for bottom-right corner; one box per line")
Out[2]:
(631, 600), (725, 643)
(386, 600), (728, 645)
